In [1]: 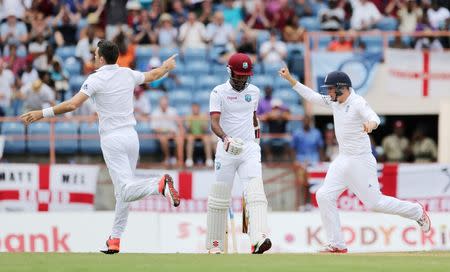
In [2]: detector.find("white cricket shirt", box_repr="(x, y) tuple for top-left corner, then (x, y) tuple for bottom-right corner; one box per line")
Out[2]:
(80, 64), (145, 134)
(210, 80), (260, 142)
(293, 82), (380, 156)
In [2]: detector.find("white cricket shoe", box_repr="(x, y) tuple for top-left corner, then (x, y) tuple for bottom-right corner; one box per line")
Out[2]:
(417, 203), (431, 233)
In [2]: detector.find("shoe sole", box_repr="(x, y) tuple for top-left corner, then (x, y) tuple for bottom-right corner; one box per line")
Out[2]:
(252, 238), (272, 254)
(164, 174), (180, 207)
(100, 240), (119, 254)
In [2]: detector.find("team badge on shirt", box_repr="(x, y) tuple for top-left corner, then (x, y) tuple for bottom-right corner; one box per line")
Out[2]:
(83, 84), (88, 91)
(243, 62), (248, 69)
(245, 94), (252, 102)
(215, 161), (221, 170)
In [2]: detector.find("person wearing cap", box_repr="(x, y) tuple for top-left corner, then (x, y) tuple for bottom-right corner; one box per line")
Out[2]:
(157, 13), (178, 48)
(0, 11), (28, 45)
(207, 53), (271, 254)
(18, 78), (55, 112)
(382, 120), (410, 162)
(279, 67), (431, 253)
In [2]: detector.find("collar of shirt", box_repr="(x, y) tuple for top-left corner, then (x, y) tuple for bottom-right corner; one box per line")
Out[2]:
(339, 90), (355, 106)
(96, 64), (119, 72)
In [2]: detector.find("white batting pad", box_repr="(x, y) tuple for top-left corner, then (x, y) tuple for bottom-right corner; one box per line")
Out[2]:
(206, 182), (232, 251)
(244, 178), (268, 245)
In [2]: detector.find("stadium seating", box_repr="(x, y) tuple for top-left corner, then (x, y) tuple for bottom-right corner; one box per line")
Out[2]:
(197, 75), (222, 90)
(273, 89), (300, 105)
(183, 61), (210, 77)
(1, 122), (26, 154)
(27, 122), (50, 154)
(159, 47), (179, 60)
(79, 122), (101, 154)
(252, 75), (274, 89)
(193, 89), (211, 105)
(69, 75), (87, 95)
(56, 46), (77, 61)
(168, 90), (192, 106)
(182, 48), (208, 63)
(299, 17), (321, 31)
(135, 46), (154, 70)
(146, 90), (165, 108)
(64, 57), (82, 75)
(55, 122), (79, 154)
(135, 121), (157, 154)
(176, 75), (196, 91)
(376, 17), (399, 31)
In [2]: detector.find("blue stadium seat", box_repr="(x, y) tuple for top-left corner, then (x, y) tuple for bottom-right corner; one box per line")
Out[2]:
(183, 48), (208, 63)
(146, 90), (165, 109)
(171, 62), (185, 76)
(360, 36), (383, 53)
(183, 61), (210, 76)
(175, 104), (192, 116)
(1, 122), (25, 154)
(176, 75), (196, 91)
(168, 90), (192, 106)
(289, 105), (304, 116)
(64, 57), (81, 75)
(210, 64), (229, 80)
(317, 36), (332, 50)
(56, 46), (77, 61)
(135, 122), (157, 154)
(273, 89), (299, 104)
(274, 75), (297, 89)
(252, 62), (264, 75)
(55, 122), (79, 154)
(136, 45), (154, 58)
(69, 75), (87, 95)
(287, 43), (305, 56)
(299, 17), (321, 31)
(159, 47), (179, 60)
(193, 89), (211, 105)
(263, 62), (284, 76)
(197, 75), (222, 90)
(376, 17), (398, 31)
(251, 75), (274, 89)
(79, 122), (101, 154)
(256, 30), (271, 50)
(27, 122), (50, 154)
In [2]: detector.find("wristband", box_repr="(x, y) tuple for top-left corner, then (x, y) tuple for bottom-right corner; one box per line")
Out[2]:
(42, 107), (55, 118)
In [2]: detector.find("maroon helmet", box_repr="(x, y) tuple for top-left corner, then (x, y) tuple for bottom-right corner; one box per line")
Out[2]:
(227, 53), (253, 91)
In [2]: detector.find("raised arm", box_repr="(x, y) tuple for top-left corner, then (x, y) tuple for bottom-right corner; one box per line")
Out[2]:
(278, 67), (331, 108)
(143, 54), (178, 83)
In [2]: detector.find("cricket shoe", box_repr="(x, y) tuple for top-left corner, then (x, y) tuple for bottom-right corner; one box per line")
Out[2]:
(417, 203), (431, 233)
(319, 244), (348, 254)
(158, 174), (180, 207)
(100, 237), (120, 254)
(251, 237), (272, 254)
(208, 247), (223, 254)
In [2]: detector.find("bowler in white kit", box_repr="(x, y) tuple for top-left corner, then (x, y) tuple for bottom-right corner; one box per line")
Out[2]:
(207, 53), (271, 254)
(20, 40), (180, 254)
(279, 67), (431, 253)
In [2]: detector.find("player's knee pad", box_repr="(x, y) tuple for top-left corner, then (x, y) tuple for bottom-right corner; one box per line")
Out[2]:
(244, 177), (268, 245)
(206, 182), (232, 251)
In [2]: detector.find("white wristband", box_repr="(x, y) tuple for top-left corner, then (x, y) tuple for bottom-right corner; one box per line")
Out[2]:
(42, 107), (55, 118)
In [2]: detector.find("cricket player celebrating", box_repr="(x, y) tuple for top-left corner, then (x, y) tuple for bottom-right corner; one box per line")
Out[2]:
(207, 53), (271, 254)
(20, 40), (180, 254)
(279, 67), (431, 253)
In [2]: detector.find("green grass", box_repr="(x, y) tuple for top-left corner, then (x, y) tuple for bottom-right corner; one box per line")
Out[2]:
(1, 252), (450, 272)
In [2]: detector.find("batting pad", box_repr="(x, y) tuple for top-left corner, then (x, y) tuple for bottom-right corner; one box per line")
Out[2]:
(206, 182), (232, 251)
(245, 178), (268, 245)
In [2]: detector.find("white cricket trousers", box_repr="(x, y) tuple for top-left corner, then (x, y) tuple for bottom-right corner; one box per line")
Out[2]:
(100, 126), (161, 238)
(316, 153), (422, 249)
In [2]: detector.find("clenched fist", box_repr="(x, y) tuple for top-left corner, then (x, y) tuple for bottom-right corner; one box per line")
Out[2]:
(278, 67), (297, 86)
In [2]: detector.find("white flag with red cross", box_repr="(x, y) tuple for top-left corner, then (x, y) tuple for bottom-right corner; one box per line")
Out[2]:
(386, 48), (450, 97)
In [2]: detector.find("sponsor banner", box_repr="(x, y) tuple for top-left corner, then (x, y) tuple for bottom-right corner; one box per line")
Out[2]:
(386, 49), (450, 97)
(0, 164), (99, 212)
(311, 52), (380, 96)
(0, 212), (449, 253)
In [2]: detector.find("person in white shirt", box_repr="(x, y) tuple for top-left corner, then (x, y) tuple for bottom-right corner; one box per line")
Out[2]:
(427, 0), (450, 29)
(259, 30), (287, 64)
(0, 59), (15, 116)
(151, 96), (183, 166)
(207, 53), (271, 254)
(350, 0), (382, 30)
(20, 40), (180, 254)
(19, 79), (55, 111)
(178, 11), (208, 49)
(133, 86), (151, 118)
(278, 67), (431, 253)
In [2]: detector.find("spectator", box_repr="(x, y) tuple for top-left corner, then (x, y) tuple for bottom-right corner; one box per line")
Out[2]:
(151, 96), (183, 166)
(290, 115), (324, 166)
(114, 31), (136, 68)
(80, 0), (104, 27)
(291, 0), (313, 18)
(427, 0), (450, 29)
(411, 126), (437, 162)
(76, 27), (101, 71)
(327, 34), (353, 51)
(157, 13), (178, 49)
(397, 0), (423, 33)
(385, 0), (405, 18)
(148, 0), (162, 28)
(390, 36), (410, 48)
(0, 11), (28, 46)
(222, 0), (243, 29)
(132, 10), (158, 45)
(236, 31), (257, 63)
(133, 86), (151, 118)
(20, 57), (39, 86)
(282, 15), (305, 43)
(185, 103), (214, 168)
(257, 85), (274, 116)
(198, 0), (214, 25)
(243, 0), (270, 31)
(267, 0), (296, 31)
(0, 59), (14, 116)
(170, 0), (188, 28)
(318, 0), (345, 31)
(19, 79), (55, 112)
(206, 11), (236, 62)
(350, 0), (382, 30)
(49, 60), (69, 101)
(382, 120), (410, 162)
(262, 98), (291, 162)
(323, 123), (339, 161)
(259, 30), (287, 64)
(105, 0), (129, 40)
(178, 12), (207, 50)
(29, 33), (50, 71)
(52, 5), (80, 47)
(2, 43), (26, 76)
(29, 11), (51, 41)
(293, 160), (313, 212)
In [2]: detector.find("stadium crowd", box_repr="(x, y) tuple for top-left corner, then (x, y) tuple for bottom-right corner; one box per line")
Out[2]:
(0, 0), (447, 166)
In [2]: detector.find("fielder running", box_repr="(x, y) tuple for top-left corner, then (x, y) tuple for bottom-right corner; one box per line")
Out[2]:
(207, 53), (271, 254)
(20, 40), (181, 254)
(279, 68), (431, 253)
